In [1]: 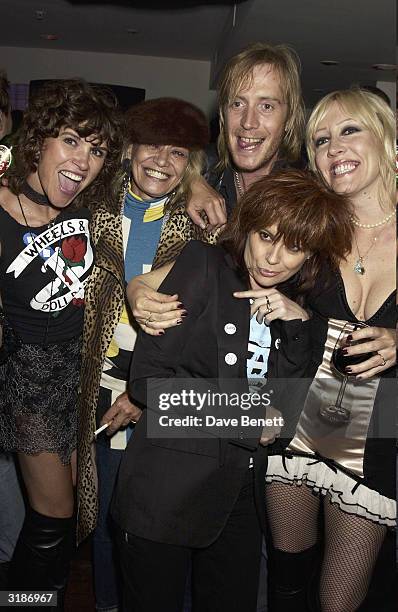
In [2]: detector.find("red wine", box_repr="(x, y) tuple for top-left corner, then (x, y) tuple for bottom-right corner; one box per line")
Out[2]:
(332, 347), (376, 374)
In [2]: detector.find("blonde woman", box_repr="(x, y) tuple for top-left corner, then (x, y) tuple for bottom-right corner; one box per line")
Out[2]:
(264, 89), (396, 612)
(76, 98), (211, 611)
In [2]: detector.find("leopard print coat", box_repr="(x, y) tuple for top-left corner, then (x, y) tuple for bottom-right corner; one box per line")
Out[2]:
(77, 204), (218, 543)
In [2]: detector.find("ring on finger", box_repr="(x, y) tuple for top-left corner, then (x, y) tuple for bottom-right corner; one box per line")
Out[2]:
(377, 352), (387, 367)
(265, 296), (273, 315)
(144, 312), (153, 326)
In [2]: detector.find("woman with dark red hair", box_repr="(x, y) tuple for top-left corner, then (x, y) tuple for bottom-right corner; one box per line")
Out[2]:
(110, 169), (353, 611)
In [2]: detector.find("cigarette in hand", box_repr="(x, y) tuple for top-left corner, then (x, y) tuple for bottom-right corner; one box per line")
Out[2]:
(93, 422), (111, 438)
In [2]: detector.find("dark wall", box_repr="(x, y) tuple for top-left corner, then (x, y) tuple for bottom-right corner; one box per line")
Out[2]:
(29, 79), (145, 111)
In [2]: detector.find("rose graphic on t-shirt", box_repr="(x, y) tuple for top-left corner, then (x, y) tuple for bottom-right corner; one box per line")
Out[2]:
(7, 218), (93, 313)
(57, 235), (88, 307)
(61, 235), (87, 265)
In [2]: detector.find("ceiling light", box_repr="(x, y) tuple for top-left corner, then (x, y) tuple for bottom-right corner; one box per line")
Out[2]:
(320, 60), (339, 66)
(35, 9), (46, 20)
(40, 34), (58, 40)
(372, 63), (396, 71)
(127, 28), (139, 34)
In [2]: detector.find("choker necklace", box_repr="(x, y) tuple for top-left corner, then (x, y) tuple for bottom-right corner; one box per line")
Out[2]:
(233, 171), (245, 198)
(350, 210), (395, 229)
(21, 180), (50, 207)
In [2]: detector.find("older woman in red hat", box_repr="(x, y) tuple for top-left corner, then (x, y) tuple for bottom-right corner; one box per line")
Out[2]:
(76, 97), (211, 612)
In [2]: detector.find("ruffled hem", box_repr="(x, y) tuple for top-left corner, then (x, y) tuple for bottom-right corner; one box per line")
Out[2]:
(266, 454), (396, 528)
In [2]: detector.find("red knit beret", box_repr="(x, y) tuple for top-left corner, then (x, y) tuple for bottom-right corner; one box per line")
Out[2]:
(124, 97), (209, 150)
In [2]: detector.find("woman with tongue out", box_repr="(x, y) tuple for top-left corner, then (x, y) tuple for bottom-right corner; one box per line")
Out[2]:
(0, 78), (122, 603)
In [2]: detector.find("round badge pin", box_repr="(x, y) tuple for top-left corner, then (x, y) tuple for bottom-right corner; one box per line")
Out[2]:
(225, 352), (237, 366)
(0, 144), (12, 178)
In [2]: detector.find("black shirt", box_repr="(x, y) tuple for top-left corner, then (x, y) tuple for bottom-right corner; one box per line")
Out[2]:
(206, 158), (300, 219)
(0, 205), (93, 344)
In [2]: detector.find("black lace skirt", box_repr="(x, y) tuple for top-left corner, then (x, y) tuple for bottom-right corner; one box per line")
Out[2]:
(0, 335), (82, 465)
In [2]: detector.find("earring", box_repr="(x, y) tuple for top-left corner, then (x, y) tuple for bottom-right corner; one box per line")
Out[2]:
(121, 158), (131, 190)
(118, 158), (131, 211)
(122, 157), (131, 174)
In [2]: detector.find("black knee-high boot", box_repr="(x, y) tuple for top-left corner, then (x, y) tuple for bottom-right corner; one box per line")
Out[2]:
(9, 507), (75, 610)
(268, 543), (320, 612)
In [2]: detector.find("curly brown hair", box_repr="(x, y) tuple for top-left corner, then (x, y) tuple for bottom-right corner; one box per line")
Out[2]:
(7, 78), (123, 211)
(220, 169), (353, 302)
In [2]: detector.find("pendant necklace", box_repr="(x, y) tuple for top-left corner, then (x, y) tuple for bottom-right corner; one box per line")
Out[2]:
(353, 236), (376, 275)
(352, 222), (390, 275)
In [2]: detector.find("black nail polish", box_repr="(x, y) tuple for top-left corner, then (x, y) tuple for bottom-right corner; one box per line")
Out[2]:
(177, 304), (185, 309)
(345, 367), (353, 374)
(342, 348), (349, 355)
(347, 334), (353, 342)
(158, 331), (165, 335)
(176, 319), (183, 325)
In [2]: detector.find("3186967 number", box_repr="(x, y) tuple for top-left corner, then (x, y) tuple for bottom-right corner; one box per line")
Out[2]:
(0, 591), (56, 607)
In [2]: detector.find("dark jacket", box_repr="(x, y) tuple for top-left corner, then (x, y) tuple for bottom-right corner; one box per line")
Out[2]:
(76, 205), (217, 544)
(206, 158), (301, 218)
(111, 241), (311, 547)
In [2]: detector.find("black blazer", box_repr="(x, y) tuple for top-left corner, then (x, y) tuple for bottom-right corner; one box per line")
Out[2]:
(111, 242), (311, 547)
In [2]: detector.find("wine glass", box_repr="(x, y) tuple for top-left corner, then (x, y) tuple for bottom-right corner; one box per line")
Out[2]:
(319, 322), (376, 425)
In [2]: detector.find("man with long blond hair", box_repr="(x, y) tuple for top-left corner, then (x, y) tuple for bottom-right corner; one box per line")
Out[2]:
(187, 42), (306, 229)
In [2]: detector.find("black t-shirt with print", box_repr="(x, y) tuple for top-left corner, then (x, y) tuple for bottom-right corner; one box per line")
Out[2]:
(0, 205), (93, 344)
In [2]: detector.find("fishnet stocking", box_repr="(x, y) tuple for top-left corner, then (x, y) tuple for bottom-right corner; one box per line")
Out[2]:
(320, 498), (386, 612)
(265, 481), (387, 611)
(266, 481), (320, 552)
